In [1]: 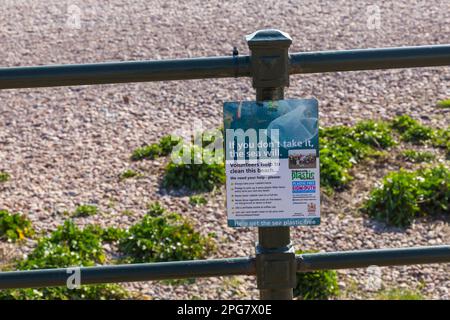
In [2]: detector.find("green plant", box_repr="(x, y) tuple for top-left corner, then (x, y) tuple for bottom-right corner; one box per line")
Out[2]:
(131, 135), (181, 161)
(319, 120), (395, 191)
(402, 126), (434, 144)
(352, 120), (396, 148)
(131, 144), (162, 161)
(147, 202), (165, 217)
(0, 171), (10, 183)
(121, 210), (134, 216)
(0, 284), (129, 300)
(0, 220), (129, 300)
(95, 226), (127, 242)
(432, 126), (450, 159)
(189, 195), (207, 206)
(163, 144), (225, 192)
(375, 288), (424, 300)
(73, 204), (98, 217)
(294, 251), (339, 300)
(391, 115), (419, 133)
(432, 127), (450, 147)
(19, 221), (106, 269)
(0, 210), (34, 241)
(119, 169), (141, 180)
(400, 150), (435, 163)
(363, 166), (450, 227)
(318, 147), (352, 190)
(437, 99), (450, 109)
(417, 166), (450, 214)
(392, 116), (448, 156)
(391, 115), (433, 144)
(159, 135), (181, 154)
(119, 203), (214, 263)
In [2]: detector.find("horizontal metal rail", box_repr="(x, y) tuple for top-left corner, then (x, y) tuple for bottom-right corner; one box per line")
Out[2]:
(0, 246), (448, 290)
(0, 56), (251, 89)
(297, 245), (450, 271)
(0, 257), (256, 290)
(0, 44), (449, 89)
(289, 44), (450, 74)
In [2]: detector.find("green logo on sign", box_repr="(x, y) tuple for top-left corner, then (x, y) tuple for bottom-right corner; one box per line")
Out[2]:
(292, 170), (315, 180)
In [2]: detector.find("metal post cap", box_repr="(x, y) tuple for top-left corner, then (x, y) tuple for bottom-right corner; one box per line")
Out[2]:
(245, 29), (292, 48)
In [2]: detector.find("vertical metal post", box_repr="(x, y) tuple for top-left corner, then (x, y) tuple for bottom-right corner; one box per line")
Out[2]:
(246, 30), (297, 300)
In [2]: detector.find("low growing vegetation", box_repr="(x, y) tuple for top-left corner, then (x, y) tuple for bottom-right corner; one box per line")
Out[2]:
(294, 251), (340, 300)
(119, 202), (214, 263)
(0, 284), (129, 300)
(363, 165), (450, 227)
(400, 150), (435, 163)
(19, 220), (107, 268)
(375, 288), (424, 300)
(432, 127), (450, 159)
(119, 169), (141, 180)
(391, 115), (449, 157)
(0, 203), (215, 299)
(163, 144), (225, 192)
(0, 210), (34, 242)
(94, 226), (127, 242)
(0, 171), (10, 183)
(319, 120), (395, 191)
(392, 115), (434, 144)
(0, 220), (129, 300)
(73, 204), (98, 218)
(189, 195), (207, 206)
(131, 135), (181, 161)
(437, 99), (450, 109)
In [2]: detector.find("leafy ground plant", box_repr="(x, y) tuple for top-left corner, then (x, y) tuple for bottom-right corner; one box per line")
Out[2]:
(400, 150), (435, 163)
(189, 195), (207, 206)
(73, 204), (98, 217)
(0, 171), (10, 183)
(94, 226), (127, 242)
(0, 220), (129, 299)
(163, 144), (225, 192)
(391, 115), (434, 144)
(294, 251), (339, 300)
(432, 126), (450, 159)
(0, 284), (129, 300)
(119, 202), (214, 263)
(119, 169), (142, 181)
(131, 135), (181, 161)
(0, 210), (34, 242)
(391, 115), (448, 155)
(363, 165), (450, 227)
(437, 99), (450, 109)
(319, 120), (395, 191)
(375, 288), (423, 300)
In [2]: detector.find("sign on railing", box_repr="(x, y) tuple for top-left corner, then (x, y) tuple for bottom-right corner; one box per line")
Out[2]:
(224, 99), (320, 227)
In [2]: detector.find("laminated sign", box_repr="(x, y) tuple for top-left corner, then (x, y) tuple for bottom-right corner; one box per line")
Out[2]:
(223, 99), (320, 227)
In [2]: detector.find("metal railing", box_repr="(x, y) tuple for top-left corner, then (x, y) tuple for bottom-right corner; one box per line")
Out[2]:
(1, 246), (449, 290)
(1, 44), (450, 89)
(0, 29), (449, 300)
